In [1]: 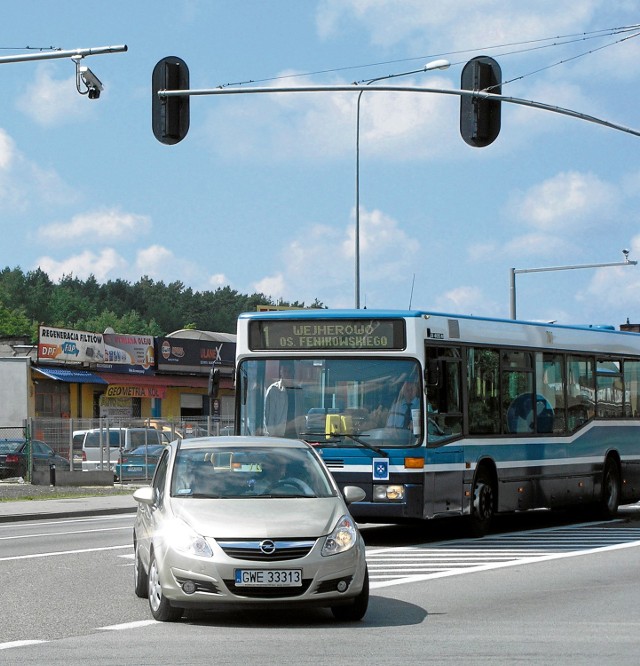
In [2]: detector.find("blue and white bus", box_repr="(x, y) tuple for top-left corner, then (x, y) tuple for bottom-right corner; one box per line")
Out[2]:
(234, 309), (640, 534)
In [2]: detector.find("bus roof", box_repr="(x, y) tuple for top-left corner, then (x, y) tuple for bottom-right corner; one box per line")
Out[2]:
(239, 308), (627, 334)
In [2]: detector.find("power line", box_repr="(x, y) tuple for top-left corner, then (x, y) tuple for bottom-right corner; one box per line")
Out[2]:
(216, 24), (640, 89)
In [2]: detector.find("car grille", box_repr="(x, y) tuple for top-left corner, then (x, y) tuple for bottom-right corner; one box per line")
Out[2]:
(217, 539), (316, 562)
(223, 579), (313, 598)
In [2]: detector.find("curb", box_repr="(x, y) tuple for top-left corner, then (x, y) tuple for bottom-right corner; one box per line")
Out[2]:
(0, 505), (137, 524)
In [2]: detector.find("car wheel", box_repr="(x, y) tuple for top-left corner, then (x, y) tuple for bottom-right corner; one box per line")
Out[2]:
(331, 567), (369, 622)
(133, 541), (148, 599)
(148, 552), (181, 622)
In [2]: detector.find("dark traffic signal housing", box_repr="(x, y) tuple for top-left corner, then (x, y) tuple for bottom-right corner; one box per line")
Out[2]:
(152, 56), (190, 145)
(460, 56), (501, 147)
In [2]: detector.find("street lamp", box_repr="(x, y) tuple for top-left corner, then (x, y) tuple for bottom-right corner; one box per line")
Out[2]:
(354, 59), (450, 309)
(509, 250), (638, 320)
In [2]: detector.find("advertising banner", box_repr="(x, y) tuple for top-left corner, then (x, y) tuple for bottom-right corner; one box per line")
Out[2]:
(156, 337), (235, 374)
(98, 333), (156, 375)
(38, 326), (105, 364)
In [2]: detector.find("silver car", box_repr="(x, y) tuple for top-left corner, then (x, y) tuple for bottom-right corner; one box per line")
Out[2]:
(132, 436), (368, 622)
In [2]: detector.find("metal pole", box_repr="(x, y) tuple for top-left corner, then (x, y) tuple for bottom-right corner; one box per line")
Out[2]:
(353, 65), (448, 309)
(509, 268), (517, 320)
(509, 255), (637, 320)
(159, 84), (640, 140)
(0, 45), (128, 65)
(355, 89), (364, 309)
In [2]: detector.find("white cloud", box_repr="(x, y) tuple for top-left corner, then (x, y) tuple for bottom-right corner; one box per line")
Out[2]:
(208, 273), (228, 289)
(0, 129), (16, 170)
(135, 245), (175, 278)
(203, 70), (456, 162)
(575, 234), (640, 314)
(249, 206), (419, 307)
(507, 171), (618, 232)
(253, 273), (287, 302)
(16, 64), (93, 126)
(35, 248), (127, 282)
(433, 285), (499, 317)
(38, 208), (151, 245)
(317, 0), (602, 50)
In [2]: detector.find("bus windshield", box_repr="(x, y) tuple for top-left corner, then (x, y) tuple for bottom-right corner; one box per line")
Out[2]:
(236, 357), (423, 448)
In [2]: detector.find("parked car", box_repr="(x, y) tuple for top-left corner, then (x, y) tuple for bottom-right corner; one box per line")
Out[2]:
(132, 436), (369, 622)
(115, 444), (166, 481)
(0, 438), (70, 479)
(82, 427), (171, 471)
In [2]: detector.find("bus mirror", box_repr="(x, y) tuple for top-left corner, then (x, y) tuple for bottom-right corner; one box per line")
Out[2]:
(426, 359), (440, 387)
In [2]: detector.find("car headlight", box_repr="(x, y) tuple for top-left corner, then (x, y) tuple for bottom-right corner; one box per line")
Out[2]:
(164, 520), (213, 558)
(321, 515), (358, 557)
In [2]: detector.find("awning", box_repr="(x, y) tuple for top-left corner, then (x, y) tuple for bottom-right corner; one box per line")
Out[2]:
(33, 367), (108, 384)
(97, 373), (209, 389)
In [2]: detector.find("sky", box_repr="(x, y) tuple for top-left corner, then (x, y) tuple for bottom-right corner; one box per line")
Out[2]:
(2, 1), (640, 328)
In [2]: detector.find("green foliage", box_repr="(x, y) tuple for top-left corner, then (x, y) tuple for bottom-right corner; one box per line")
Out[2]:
(0, 266), (325, 339)
(0, 300), (35, 337)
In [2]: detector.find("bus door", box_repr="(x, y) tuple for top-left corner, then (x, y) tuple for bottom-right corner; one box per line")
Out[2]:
(427, 445), (464, 517)
(424, 344), (465, 517)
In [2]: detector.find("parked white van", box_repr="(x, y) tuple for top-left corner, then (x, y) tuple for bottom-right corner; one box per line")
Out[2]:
(81, 428), (170, 472)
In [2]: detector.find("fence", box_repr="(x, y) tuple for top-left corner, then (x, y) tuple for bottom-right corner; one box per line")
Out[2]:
(1, 417), (234, 485)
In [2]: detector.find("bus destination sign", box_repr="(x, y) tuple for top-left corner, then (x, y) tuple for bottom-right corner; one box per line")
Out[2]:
(249, 319), (406, 351)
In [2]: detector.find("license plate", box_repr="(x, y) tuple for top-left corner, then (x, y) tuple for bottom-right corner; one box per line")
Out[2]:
(234, 569), (302, 587)
(127, 466), (143, 472)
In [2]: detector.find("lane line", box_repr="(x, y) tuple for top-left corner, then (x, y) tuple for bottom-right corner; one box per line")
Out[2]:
(99, 620), (157, 631)
(0, 640), (47, 650)
(0, 526), (131, 541)
(0, 544), (131, 562)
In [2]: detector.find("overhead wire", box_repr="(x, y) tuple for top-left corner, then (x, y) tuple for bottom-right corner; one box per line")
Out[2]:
(214, 24), (640, 89)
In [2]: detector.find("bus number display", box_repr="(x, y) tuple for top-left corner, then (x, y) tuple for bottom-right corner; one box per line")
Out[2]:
(249, 319), (406, 351)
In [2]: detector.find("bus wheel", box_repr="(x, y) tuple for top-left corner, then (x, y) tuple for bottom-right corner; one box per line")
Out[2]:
(469, 469), (495, 537)
(598, 458), (620, 519)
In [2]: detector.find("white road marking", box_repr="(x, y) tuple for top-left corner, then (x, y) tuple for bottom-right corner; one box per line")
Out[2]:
(0, 640), (47, 650)
(368, 525), (640, 588)
(99, 620), (157, 631)
(0, 544), (131, 562)
(0, 526), (131, 541)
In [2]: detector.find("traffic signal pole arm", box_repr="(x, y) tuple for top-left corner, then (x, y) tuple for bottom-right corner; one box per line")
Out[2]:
(0, 45), (128, 65)
(156, 84), (640, 140)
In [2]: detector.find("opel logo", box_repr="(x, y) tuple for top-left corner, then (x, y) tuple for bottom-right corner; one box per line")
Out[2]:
(259, 539), (276, 554)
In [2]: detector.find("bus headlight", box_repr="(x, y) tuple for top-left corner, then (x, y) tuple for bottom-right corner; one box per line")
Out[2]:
(373, 485), (405, 501)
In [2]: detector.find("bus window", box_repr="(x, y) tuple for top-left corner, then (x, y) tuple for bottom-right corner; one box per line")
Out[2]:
(623, 360), (640, 417)
(537, 353), (565, 434)
(467, 347), (500, 435)
(566, 356), (595, 430)
(502, 351), (534, 434)
(596, 359), (623, 418)
(425, 346), (462, 443)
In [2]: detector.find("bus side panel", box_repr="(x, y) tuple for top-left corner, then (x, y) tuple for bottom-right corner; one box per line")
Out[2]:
(569, 422), (640, 505)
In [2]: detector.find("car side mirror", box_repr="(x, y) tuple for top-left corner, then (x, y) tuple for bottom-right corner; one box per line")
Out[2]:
(133, 486), (155, 506)
(342, 485), (366, 504)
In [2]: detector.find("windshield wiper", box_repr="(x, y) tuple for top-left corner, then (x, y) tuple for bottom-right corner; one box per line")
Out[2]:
(324, 432), (388, 457)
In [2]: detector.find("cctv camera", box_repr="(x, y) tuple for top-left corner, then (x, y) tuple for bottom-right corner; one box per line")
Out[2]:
(623, 249), (630, 256)
(79, 66), (103, 99)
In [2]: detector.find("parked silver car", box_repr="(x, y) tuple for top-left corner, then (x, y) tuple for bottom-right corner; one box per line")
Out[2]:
(132, 436), (368, 622)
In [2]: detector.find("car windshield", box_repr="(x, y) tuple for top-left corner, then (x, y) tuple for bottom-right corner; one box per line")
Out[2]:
(170, 446), (335, 499)
(237, 357), (423, 448)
